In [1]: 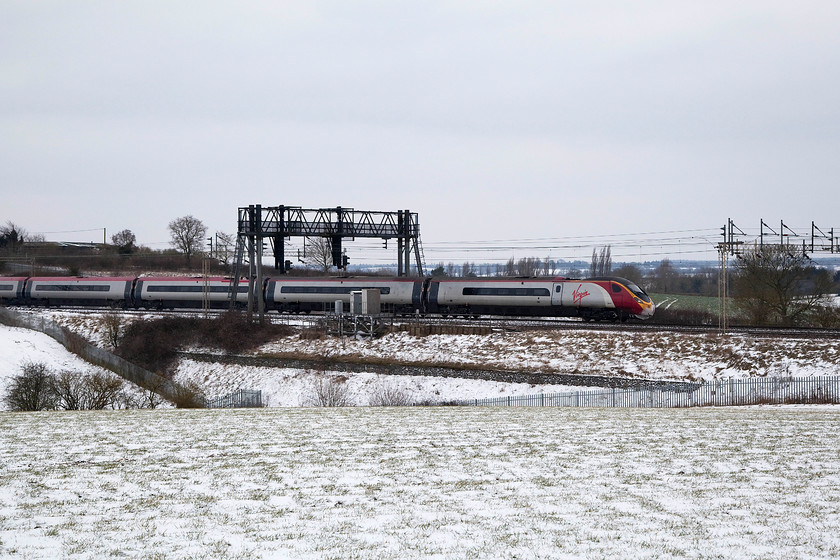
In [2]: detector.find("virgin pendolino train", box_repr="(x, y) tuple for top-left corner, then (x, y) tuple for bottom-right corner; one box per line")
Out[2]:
(0, 275), (654, 321)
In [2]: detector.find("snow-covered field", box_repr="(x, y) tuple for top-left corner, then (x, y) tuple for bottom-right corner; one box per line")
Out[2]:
(1, 406), (838, 559)
(2, 308), (840, 408)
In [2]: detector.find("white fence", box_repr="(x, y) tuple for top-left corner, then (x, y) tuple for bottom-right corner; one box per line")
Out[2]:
(460, 376), (840, 408)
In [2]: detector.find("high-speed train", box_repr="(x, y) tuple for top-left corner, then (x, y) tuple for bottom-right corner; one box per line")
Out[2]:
(1, 275), (655, 321)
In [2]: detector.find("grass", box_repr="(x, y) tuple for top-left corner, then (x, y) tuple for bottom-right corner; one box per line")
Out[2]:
(0, 407), (838, 559)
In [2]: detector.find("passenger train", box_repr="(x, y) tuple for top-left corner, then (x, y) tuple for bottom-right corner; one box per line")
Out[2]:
(0, 275), (655, 321)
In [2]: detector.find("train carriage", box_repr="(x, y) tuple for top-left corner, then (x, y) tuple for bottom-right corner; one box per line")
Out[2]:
(0, 277), (28, 305)
(265, 277), (423, 314)
(427, 277), (558, 317)
(23, 277), (135, 308)
(133, 277), (250, 309)
(428, 276), (654, 320)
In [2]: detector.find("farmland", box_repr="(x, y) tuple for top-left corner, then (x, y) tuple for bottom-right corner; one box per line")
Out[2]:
(1, 406), (838, 559)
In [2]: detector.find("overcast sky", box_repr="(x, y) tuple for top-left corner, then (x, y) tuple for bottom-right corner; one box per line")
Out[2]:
(2, 1), (838, 266)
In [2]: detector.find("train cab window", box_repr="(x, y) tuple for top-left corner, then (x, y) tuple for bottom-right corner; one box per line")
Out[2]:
(612, 284), (621, 293)
(625, 282), (652, 303)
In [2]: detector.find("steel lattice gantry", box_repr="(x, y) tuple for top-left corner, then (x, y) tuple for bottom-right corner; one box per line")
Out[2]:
(230, 205), (425, 321)
(237, 205), (423, 275)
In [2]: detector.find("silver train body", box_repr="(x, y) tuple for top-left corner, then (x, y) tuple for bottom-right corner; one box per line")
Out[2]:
(1, 275), (654, 320)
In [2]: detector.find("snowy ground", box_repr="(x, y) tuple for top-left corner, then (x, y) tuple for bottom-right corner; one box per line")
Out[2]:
(0, 323), (584, 409)
(2, 309), (840, 409)
(1, 406), (838, 559)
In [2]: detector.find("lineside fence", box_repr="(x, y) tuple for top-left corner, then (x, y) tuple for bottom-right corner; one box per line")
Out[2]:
(459, 376), (840, 408)
(206, 389), (263, 409)
(0, 307), (189, 402)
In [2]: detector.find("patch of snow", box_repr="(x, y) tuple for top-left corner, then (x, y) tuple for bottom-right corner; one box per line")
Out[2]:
(4, 309), (840, 408)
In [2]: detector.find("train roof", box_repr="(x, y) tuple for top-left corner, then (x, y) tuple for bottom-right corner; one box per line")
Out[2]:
(266, 276), (422, 282)
(136, 276), (239, 283)
(26, 276), (136, 281)
(429, 276), (567, 282)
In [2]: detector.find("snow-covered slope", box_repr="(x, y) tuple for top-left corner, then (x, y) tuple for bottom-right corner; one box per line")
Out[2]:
(3, 308), (839, 409)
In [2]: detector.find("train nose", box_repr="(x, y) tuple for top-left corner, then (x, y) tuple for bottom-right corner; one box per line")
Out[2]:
(637, 300), (655, 319)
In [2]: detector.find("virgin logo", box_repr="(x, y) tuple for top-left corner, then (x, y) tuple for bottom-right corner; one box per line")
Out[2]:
(573, 284), (590, 304)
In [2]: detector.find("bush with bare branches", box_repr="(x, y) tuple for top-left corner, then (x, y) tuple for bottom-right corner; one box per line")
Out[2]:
(368, 378), (413, 406)
(3, 363), (130, 411)
(170, 380), (207, 409)
(51, 370), (127, 410)
(3, 362), (56, 411)
(301, 373), (351, 407)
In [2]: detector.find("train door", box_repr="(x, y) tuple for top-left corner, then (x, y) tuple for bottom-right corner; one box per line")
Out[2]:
(551, 282), (564, 307)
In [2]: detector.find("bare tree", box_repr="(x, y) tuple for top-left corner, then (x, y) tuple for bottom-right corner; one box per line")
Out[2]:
(0, 221), (28, 253)
(100, 311), (124, 350)
(590, 246), (612, 276)
(651, 258), (679, 293)
(214, 231), (235, 267)
(303, 237), (334, 273)
(83, 372), (127, 409)
(51, 370), (86, 410)
(734, 244), (833, 326)
(51, 370), (126, 410)
(504, 258), (516, 276)
(111, 229), (137, 254)
(168, 215), (208, 267)
(613, 264), (644, 285)
(517, 257), (539, 276)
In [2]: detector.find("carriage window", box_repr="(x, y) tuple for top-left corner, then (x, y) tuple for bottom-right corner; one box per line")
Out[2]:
(35, 284), (110, 292)
(0, 284), (14, 291)
(462, 287), (550, 297)
(280, 286), (390, 295)
(147, 285), (247, 294)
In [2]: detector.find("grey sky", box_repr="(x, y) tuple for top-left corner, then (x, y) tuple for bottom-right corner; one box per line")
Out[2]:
(2, 1), (838, 266)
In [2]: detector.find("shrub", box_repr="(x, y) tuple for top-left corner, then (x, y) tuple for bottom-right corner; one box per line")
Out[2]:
(3, 363), (128, 411)
(369, 378), (413, 406)
(170, 380), (207, 409)
(99, 312), (125, 349)
(301, 373), (351, 407)
(3, 362), (56, 411)
(116, 313), (291, 376)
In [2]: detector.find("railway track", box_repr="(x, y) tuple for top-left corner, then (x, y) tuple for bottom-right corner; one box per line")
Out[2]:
(401, 315), (840, 339)
(9, 305), (840, 339)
